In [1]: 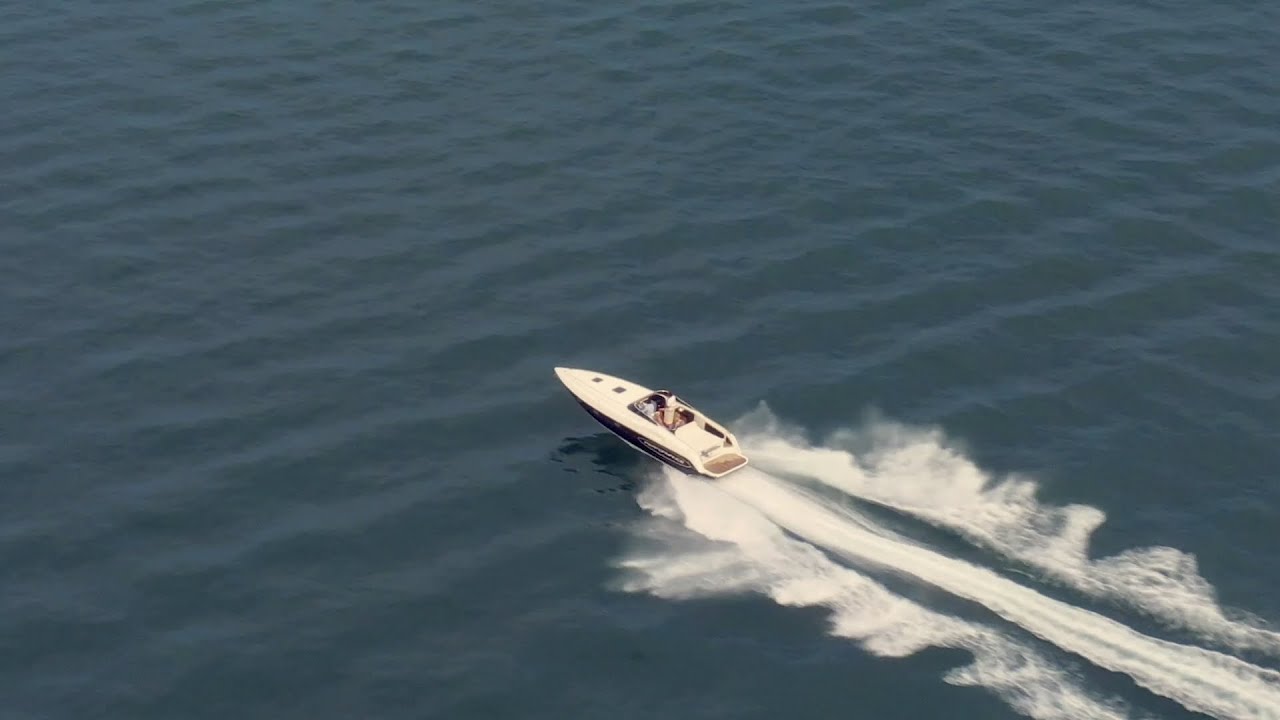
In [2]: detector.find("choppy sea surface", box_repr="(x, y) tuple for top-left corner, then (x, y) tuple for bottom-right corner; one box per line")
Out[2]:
(4, 1), (1279, 718)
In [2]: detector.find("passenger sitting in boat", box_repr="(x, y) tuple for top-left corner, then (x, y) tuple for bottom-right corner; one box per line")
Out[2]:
(657, 403), (678, 429)
(654, 393), (683, 430)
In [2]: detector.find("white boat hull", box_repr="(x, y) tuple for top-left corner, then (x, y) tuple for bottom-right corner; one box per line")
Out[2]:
(554, 367), (749, 478)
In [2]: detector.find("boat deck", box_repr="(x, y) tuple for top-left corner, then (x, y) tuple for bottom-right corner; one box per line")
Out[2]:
(704, 453), (748, 476)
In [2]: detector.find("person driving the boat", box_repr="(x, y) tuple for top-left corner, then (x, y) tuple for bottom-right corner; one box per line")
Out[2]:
(639, 394), (659, 419)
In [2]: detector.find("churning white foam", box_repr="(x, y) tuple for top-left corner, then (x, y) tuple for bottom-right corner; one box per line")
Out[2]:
(617, 470), (1139, 720)
(617, 465), (1280, 720)
(735, 406), (1280, 658)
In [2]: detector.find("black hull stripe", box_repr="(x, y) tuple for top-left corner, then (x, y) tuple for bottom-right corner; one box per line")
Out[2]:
(576, 400), (697, 474)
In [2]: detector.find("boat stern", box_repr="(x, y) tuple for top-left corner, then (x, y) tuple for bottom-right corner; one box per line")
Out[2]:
(699, 450), (749, 477)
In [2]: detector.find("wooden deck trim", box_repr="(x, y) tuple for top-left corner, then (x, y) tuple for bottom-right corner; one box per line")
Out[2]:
(704, 453), (747, 474)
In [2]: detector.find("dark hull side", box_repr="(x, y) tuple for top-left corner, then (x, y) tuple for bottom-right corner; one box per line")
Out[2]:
(575, 399), (698, 475)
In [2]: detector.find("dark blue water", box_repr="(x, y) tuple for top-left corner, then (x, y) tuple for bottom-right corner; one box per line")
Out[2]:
(4, 1), (1278, 718)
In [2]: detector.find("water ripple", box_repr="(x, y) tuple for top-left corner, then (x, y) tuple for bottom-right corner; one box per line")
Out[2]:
(3, 0), (1278, 717)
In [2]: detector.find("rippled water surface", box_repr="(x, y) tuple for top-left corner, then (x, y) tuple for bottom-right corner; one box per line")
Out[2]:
(4, 1), (1278, 719)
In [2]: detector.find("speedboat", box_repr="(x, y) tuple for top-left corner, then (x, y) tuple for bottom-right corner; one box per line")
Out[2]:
(554, 367), (749, 478)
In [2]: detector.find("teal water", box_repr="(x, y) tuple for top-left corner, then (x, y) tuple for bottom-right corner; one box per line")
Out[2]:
(3, 1), (1278, 719)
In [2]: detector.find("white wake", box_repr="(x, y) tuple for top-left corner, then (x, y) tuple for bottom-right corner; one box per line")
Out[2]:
(735, 407), (1280, 657)
(617, 466), (1280, 720)
(618, 470), (1138, 720)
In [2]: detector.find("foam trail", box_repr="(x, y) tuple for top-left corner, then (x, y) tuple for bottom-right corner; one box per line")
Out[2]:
(737, 409), (1280, 657)
(711, 468), (1280, 720)
(617, 471), (1139, 720)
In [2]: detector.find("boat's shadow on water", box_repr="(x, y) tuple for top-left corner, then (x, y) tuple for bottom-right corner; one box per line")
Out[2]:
(549, 433), (645, 494)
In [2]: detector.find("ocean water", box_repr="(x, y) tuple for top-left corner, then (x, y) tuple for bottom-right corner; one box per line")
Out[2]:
(3, 1), (1278, 718)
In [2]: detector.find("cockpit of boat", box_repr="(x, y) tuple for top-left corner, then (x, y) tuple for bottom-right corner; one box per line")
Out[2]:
(631, 392), (734, 446)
